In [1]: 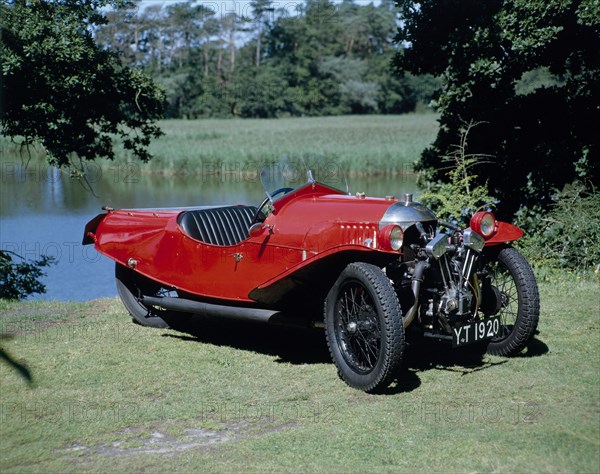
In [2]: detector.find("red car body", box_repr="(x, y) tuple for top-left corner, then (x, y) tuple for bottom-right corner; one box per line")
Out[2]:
(82, 170), (539, 393)
(84, 181), (521, 309)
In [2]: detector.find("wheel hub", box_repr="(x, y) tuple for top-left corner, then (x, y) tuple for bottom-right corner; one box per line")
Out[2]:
(499, 291), (509, 308)
(481, 284), (503, 315)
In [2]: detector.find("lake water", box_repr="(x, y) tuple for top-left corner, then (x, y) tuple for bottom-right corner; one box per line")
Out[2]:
(0, 162), (418, 301)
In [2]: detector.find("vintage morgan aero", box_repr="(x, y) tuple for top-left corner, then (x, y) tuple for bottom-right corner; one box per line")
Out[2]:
(83, 164), (540, 392)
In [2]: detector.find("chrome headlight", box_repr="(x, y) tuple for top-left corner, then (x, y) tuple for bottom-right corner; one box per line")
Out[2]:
(378, 225), (404, 251)
(470, 211), (497, 238)
(389, 226), (403, 251)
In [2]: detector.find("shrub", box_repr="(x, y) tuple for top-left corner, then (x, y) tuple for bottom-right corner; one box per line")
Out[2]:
(0, 251), (55, 300)
(516, 182), (600, 273)
(418, 121), (496, 226)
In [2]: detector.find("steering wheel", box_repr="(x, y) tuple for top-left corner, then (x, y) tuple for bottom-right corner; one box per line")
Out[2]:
(251, 187), (294, 225)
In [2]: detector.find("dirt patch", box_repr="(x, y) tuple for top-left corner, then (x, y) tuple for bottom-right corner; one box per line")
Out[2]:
(64, 418), (296, 458)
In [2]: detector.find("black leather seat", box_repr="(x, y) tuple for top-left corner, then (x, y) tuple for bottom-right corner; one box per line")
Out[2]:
(177, 205), (258, 246)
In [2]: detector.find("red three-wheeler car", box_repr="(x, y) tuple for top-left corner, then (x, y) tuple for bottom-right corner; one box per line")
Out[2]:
(83, 163), (539, 392)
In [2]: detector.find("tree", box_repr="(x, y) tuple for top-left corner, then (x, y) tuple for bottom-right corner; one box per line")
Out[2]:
(266, 0), (346, 115)
(318, 56), (380, 113)
(394, 0), (600, 218)
(250, 0), (274, 67)
(0, 250), (55, 300)
(88, 0), (438, 119)
(0, 0), (165, 169)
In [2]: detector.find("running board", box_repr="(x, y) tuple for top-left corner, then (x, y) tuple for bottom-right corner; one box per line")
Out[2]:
(141, 295), (309, 328)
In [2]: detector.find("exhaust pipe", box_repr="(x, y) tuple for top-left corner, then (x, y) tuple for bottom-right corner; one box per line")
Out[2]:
(402, 260), (428, 328)
(141, 295), (308, 328)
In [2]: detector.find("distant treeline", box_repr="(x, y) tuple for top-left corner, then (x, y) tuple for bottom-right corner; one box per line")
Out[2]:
(96, 0), (440, 118)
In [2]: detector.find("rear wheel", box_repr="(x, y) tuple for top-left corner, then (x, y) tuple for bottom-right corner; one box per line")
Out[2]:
(115, 263), (176, 328)
(324, 262), (405, 393)
(482, 248), (540, 356)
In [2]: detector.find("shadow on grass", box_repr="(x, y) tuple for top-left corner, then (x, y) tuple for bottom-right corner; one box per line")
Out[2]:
(381, 369), (422, 394)
(404, 334), (549, 375)
(406, 338), (507, 375)
(514, 333), (549, 358)
(160, 314), (548, 394)
(0, 335), (34, 386)
(162, 314), (331, 365)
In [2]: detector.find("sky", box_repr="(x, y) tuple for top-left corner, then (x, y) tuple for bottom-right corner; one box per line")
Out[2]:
(138, 0), (382, 11)
(135, 0), (384, 27)
(137, 1), (313, 21)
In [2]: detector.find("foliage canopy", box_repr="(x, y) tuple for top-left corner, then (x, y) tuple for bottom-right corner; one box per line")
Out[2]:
(95, 0), (440, 118)
(394, 0), (600, 218)
(0, 251), (55, 300)
(0, 0), (165, 167)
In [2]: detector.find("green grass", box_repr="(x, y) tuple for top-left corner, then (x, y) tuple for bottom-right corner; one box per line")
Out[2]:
(1, 280), (598, 473)
(1, 114), (439, 176)
(139, 114), (439, 175)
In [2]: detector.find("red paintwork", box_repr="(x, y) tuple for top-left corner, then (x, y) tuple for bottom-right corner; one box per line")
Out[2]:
(483, 221), (524, 246)
(84, 180), (523, 305)
(470, 210), (524, 246)
(86, 183), (400, 304)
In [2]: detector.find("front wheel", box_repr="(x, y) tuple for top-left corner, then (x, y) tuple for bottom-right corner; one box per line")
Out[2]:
(324, 262), (405, 393)
(482, 248), (540, 356)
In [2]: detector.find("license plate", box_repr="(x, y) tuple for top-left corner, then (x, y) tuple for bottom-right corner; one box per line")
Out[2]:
(452, 316), (501, 347)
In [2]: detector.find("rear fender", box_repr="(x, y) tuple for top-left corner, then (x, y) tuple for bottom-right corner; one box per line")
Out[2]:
(82, 213), (107, 245)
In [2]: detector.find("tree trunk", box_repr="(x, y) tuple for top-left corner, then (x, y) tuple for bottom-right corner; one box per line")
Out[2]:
(217, 46), (223, 81)
(157, 39), (162, 72)
(346, 35), (355, 55)
(229, 27), (236, 74)
(204, 44), (209, 78)
(255, 34), (261, 67)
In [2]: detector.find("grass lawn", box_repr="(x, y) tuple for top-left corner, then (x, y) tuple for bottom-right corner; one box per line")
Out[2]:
(1, 279), (599, 473)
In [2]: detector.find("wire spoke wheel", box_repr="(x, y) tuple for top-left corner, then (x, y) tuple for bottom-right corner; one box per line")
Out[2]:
(325, 262), (404, 393)
(488, 260), (519, 340)
(335, 282), (382, 374)
(483, 248), (540, 356)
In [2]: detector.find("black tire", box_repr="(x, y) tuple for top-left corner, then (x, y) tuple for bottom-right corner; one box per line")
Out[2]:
(483, 248), (540, 356)
(324, 262), (405, 393)
(115, 263), (174, 329)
